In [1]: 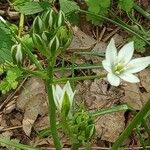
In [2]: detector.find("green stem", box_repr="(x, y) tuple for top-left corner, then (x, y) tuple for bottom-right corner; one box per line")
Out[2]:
(53, 74), (106, 84)
(134, 3), (150, 21)
(46, 58), (62, 150)
(111, 99), (150, 150)
(0, 137), (40, 150)
(18, 14), (24, 37)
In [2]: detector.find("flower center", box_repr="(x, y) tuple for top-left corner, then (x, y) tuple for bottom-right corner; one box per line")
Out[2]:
(113, 63), (125, 75)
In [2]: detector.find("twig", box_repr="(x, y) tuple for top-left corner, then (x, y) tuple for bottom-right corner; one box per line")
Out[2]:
(0, 10), (19, 20)
(103, 27), (120, 42)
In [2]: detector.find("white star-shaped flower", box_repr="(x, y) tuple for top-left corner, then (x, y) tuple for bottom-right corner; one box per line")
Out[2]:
(102, 38), (150, 86)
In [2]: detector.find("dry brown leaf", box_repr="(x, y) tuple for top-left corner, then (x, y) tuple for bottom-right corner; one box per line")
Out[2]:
(68, 26), (96, 51)
(95, 112), (125, 142)
(76, 79), (124, 110)
(122, 70), (150, 110)
(16, 77), (48, 136)
(122, 83), (142, 110)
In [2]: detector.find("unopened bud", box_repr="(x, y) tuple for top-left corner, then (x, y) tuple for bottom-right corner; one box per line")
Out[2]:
(32, 16), (43, 34)
(32, 33), (49, 57)
(49, 36), (60, 56)
(56, 10), (65, 27)
(11, 44), (23, 65)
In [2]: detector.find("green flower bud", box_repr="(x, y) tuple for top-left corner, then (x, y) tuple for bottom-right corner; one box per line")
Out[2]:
(42, 9), (56, 29)
(48, 9), (55, 28)
(49, 36), (60, 56)
(61, 91), (71, 117)
(11, 43), (23, 65)
(32, 16), (43, 34)
(32, 33), (50, 57)
(56, 10), (65, 27)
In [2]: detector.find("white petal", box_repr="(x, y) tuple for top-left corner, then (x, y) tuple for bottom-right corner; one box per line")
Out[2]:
(107, 73), (120, 86)
(105, 38), (117, 65)
(126, 56), (150, 73)
(118, 41), (134, 64)
(52, 85), (60, 110)
(55, 84), (63, 100)
(64, 81), (73, 96)
(102, 60), (112, 73)
(119, 73), (140, 83)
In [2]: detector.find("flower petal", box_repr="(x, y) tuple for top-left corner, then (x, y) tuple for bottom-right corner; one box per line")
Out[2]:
(118, 41), (134, 64)
(119, 73), (140, 83)
(102, 60), (112, 73)
(52, 85), (61, 110)
(126, 56), (150, 73)
(105, 38), (117, 65)
(107, 73), (120, 86)
(63, 81), (74, 105)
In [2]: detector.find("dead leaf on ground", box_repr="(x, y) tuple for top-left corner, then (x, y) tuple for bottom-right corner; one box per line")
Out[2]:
(95, 112), (125, 142)
(68, 26), (96, 51)
(76, 79), (124, 110)
(16, 77), (48, 136)
(122, 70), (150, 110)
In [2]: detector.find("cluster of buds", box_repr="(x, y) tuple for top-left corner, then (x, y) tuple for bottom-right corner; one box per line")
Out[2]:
(32, 9), (73, 59)
(70, 108), (95, 143)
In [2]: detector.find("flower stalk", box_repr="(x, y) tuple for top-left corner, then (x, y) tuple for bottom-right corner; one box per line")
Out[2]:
(46, 58), (62, 150)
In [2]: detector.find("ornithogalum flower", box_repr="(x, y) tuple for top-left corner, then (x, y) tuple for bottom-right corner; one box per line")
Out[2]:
(52, 81), (75, 117)
(102, 38), (150, 86)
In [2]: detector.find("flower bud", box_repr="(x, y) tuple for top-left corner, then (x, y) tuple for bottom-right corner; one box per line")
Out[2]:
(32, 33), (49, 57)
(32, 16), (43, 34)
(56, 10), (65, 28)
(11, 43), (23, 65)
(52, 81), (75, 117)
(61, 91), (71, 117)
(49, 36), (60, 56)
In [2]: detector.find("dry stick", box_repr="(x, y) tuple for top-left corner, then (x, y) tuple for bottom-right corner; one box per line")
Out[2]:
(1, 125), (22, 132)
(102, 27), (120, 42)
(98, 26), (106, 42)
(0, 10), (19, 20)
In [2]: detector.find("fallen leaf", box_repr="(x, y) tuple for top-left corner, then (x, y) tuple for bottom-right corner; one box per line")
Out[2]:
(95, 112), (125, 142)
(16, 77), (48, 136)
(68, 26), (96, 51)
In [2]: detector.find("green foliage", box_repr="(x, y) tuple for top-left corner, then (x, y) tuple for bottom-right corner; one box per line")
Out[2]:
(127, 35), (146, 53)
(13, 1), (49, 15)
(69, 108), (95, 144)
(86, 0), (111, 25)
(0, 22), (14, 63)
(118, 0), (134, 12)
(59, 0), (80, 24)
(0, 66), (22, 94)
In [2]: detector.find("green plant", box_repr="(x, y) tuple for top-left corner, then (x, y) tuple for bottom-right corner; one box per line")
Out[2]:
(118, 0), (134, 12)
(0, 65), (22, 94)
(128, 35), (146, 53)
(86, 0), (111, 25)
